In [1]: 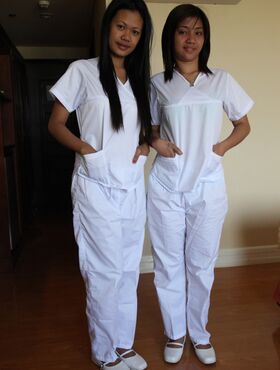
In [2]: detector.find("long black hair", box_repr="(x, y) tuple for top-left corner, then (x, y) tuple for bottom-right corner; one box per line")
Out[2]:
(98, 0), (153, 144)
(162, 4), (212, 81)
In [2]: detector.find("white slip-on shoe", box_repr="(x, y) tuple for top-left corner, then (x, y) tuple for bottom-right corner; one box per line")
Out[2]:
(92, 357), (130, 370)
(116, 349), (148, 370)
(163, 337), (186, 364)
(193, 343), (216, 365)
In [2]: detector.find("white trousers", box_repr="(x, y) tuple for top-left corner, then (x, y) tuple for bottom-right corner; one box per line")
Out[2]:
(72, 174), (146, 362)
(147, 175), (228, 344)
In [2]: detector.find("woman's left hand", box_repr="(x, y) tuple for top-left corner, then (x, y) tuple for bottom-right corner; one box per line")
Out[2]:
(132, 143), (150, 163)
(213, 142), (226, 157)
(212, 115), (251, 157)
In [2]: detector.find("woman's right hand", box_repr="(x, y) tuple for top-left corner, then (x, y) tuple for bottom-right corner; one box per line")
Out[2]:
(48, 100), (97, 156)
(152, 138), (183, 157)
(79, 142), (97, 155)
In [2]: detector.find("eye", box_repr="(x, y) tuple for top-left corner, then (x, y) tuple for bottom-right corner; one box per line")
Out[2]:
(132, 29), (141, 36)
(195, 30), (204, 36)
(177, 29), (186, 35)
(117, 24), (125, 30)
(177, 28), (188, 36)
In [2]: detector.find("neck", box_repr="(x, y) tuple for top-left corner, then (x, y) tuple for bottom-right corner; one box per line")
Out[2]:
(111, 54), (125, 70)
(111, 55), (127, 83)
(175, 60), (199, 75)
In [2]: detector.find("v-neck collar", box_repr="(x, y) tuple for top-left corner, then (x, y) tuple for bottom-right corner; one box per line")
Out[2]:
(117, 76), (129, 86)
(174, 69), (202, 87)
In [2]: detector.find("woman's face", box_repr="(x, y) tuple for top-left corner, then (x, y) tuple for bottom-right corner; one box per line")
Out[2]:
(109, 9), (143, 60)
(174, 16), (204, 64)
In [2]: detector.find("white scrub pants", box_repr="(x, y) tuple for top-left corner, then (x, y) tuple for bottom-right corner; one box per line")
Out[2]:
(72, 174), (146, 362)
(147, 175), (228, 344)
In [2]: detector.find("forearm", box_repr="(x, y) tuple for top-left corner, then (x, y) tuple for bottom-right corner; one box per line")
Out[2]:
(48, 121), (91, 155)
(151, 125), (161, 149)
(48, 100), (95, 155)
(150, 124), (182, 157)
(214, 115), (251, 156)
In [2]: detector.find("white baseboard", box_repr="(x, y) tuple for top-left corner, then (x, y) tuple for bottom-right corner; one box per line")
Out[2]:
(140, 244), (280, 273)
(140, 255), (154, 274)
(215, 244), (280, 268)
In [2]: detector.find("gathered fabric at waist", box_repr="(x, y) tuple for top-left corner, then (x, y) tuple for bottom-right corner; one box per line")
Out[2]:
(151, 150), (224, 193)
(73, 150), (147, 191)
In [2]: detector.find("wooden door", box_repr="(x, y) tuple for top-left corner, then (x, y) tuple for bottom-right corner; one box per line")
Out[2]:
(25, 60), (79, 214)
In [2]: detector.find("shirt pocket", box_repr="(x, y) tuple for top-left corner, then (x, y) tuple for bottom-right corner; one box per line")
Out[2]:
(200, 151), (223, 182)
(152, 155), (180, 191)
(78, 149), (110, 186)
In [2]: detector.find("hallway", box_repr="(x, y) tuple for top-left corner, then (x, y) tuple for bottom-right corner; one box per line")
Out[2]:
(1, 213), (280, 370)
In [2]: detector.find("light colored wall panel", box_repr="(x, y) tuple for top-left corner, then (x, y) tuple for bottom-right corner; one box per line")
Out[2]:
(143, 0), (280, 256)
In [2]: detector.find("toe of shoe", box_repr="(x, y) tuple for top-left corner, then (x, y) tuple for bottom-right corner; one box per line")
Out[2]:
(122, 354), (147, 370)
(164, 347), (184, 363)
(104, 361), (130, 370)
(194, 347), (216, 365)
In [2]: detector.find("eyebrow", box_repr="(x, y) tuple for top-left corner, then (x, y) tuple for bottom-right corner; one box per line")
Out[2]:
(117, 20), (142, 31)
(177, 25), (203, 30)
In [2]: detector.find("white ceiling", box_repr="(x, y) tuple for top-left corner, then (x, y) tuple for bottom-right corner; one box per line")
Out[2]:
(0, 0), (241, 48)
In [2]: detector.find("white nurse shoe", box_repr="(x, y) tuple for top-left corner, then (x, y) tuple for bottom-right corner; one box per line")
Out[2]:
(92, 357), (130, 370)
(193, 343), (216, 365)
(116, 349), (148, 370)
(163, 337), (186, 363)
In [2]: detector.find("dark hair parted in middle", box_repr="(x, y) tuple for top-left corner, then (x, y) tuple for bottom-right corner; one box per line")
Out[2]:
(99, 0), (153, 144)
(162, 3), (212, 81)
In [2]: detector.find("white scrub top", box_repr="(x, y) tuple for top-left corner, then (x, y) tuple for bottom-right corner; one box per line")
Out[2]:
(150, 68), (254, 192)
(50, 58), (145, 190)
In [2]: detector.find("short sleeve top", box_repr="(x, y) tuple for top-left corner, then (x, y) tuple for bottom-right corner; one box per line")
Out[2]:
(150, 68), (254, 192)
(50, 58), (146, 190)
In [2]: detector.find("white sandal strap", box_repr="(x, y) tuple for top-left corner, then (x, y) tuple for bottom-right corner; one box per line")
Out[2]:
(92, 358), (120, 368)
(116, 349), (135, 358)
(167, 336), (186, 348)
(193, 342), (212, 349)
(166, 341), (184, 348)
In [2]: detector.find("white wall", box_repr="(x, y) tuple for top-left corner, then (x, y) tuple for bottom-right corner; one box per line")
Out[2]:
(142, 0), (280, 256)
(19, 0), (280, 259)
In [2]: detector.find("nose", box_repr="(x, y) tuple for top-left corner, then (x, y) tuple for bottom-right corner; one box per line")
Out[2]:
(186, 30), (195, 43)
(121, 29), (131, 42)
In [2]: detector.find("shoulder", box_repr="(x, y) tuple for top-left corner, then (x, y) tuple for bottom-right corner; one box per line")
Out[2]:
(205, 68), (238, 87)
(68, 57), (99, 74)
(210, 67), (227, 74)
(151, 72), (165, 85)
(207, 67), (229, 79)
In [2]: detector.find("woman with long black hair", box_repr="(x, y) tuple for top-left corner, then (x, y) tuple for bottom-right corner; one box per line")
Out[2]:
(48, 1), (153, 369)
(147, 3), (253, 365)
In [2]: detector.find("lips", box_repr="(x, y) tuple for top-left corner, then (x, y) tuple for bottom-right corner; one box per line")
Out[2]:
(183, 46), (196, 52)
(117, 42), (130, 51)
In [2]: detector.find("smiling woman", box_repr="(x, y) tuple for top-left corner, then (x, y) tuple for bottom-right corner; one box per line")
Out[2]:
(109, 10), (143, 61)
(147, 3), (254, 366)
(108, 9), (143, 83)
(47, 1), (153, 369)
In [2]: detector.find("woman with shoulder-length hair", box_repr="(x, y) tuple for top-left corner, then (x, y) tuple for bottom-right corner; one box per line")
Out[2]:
(48, 0), (153, 369)
(147, 3), (254, 365)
